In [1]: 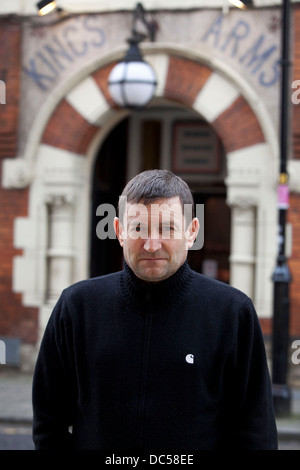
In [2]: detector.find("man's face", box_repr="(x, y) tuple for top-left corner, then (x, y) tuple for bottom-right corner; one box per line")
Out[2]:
(114, 196), (199, 282)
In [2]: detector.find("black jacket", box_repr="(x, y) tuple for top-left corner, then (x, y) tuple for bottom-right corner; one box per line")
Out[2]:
(32, 261), (278, 450)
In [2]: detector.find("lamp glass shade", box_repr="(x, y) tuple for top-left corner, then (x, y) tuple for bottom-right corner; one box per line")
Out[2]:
(228, 0), (252, 8)
(37, 0), (57, 15)
(108, 60), (157, 109)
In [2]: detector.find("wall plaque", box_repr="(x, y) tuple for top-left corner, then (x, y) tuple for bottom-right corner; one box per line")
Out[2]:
(172, 121), (221, 174)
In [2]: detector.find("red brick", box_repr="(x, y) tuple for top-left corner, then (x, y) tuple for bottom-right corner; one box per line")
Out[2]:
(288, 193), (300, 335)
(0, 20), (21, 159)
(212, 96), (265, 153)
(92, 62), (119, 109)
(42, 99), (99, 154)
(164, 56), (212, 106)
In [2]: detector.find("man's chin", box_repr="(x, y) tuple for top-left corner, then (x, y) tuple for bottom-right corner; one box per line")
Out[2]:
(138, 265), (178, 283)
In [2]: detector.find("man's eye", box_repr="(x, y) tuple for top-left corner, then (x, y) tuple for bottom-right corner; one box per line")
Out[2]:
(129, 224), (146, 233)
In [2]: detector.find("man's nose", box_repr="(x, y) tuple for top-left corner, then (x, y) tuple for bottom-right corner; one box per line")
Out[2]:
(143, 235), (162, 252)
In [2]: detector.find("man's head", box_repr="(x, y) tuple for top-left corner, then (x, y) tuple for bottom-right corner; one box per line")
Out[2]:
(114, 170), (199, 282)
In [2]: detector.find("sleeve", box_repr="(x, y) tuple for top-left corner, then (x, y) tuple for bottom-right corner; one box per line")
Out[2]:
(32, 291), (77, 450)
(220, 297), (278, 450)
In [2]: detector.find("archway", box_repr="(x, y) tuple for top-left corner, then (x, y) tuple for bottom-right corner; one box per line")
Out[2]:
(90, 117), (127, 278)
(90, 105), (230, 282)
(10, 50), (278, 334)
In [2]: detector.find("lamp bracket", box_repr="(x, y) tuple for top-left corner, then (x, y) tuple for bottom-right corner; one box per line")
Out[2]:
(130, 2), (158, 44)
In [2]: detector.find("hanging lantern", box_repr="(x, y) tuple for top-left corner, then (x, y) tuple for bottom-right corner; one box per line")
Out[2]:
(107, 3), (158, 110)
(108, 39), (157, 109)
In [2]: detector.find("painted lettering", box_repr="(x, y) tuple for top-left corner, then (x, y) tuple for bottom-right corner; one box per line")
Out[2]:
(63, 25), (88, 57)
(201, 13), (223, 47)
(83, 15), (106, 47)
(23, 16), (106, 91)
(23, 55), (56, 90)
(240, 35), (277, 74)
(201, 13), (280, 88)
(259, 57), (280, 88)
(44, 35), (74, 71)
(221, 20), (250, 58)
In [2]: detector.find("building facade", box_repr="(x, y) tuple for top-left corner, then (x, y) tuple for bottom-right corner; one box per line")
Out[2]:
(0, 0), (300, 369)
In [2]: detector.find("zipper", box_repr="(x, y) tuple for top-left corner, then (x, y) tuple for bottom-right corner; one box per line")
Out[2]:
(136, 289), (153, 448)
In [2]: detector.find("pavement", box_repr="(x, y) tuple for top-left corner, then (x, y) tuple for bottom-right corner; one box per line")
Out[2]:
(0, 367), (299, 450)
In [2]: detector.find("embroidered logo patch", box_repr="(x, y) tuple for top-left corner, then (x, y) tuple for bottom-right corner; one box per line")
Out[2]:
(185, 353), (194, 364)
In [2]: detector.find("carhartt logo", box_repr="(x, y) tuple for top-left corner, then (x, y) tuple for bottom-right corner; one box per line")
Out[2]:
(185, 354), (194, 364)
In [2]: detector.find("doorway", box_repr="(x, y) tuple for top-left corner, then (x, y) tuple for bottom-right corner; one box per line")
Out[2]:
(90, 118), (127, 278)
(188, 188), (231, 284)
(89, 108), (231, 282)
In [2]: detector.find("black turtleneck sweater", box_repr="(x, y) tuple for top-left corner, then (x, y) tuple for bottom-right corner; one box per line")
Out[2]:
(32, 261), (278, 450)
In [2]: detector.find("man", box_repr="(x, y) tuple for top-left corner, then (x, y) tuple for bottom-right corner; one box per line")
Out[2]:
(32, 169), (278, 450)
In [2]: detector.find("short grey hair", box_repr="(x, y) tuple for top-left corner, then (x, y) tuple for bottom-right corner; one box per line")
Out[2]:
(118, 169), (194, 223)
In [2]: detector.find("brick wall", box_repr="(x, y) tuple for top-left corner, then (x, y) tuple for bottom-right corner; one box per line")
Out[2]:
(0, 19), (38, 344)
(289, 5), (300, 336)
(288, 194), (300, 336)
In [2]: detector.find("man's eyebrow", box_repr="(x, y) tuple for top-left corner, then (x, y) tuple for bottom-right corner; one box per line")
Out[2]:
(127, 215), (147, 221)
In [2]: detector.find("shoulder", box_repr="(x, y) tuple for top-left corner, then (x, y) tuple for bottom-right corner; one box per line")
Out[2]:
(188, 269), (261, 340)
(190, 268), (248, 298)
(61, 270), (122, 306)
(188, 267), (254, 314)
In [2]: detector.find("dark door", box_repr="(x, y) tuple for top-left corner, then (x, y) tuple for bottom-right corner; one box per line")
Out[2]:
(188, 189), (231, 284)
(90, 118), (128, 278)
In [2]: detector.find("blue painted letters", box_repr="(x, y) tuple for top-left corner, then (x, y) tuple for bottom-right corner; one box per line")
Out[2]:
(202, 14), (279, 88)
(23, 16), (106, 91)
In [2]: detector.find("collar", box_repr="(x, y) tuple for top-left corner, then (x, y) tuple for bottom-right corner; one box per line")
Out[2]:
(120, 260), (192, 310)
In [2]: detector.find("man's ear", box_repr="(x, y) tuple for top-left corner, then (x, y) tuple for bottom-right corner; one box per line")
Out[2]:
(114, 217), (125, 247)
(185, 217), (200, 249)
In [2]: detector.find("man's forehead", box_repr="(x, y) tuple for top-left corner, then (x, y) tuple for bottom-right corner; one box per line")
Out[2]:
(125, 197), (183, 219)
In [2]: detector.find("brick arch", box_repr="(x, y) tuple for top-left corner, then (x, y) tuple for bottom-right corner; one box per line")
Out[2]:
(40, 54), (266, 158)
(163, 55), (265, 154)
(42, 98), (99, 154)
(212, 95), (265, 153)
(15, 51), (278, 347)
(41, 62), (117, 155)
(164, 56), (213, 107)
